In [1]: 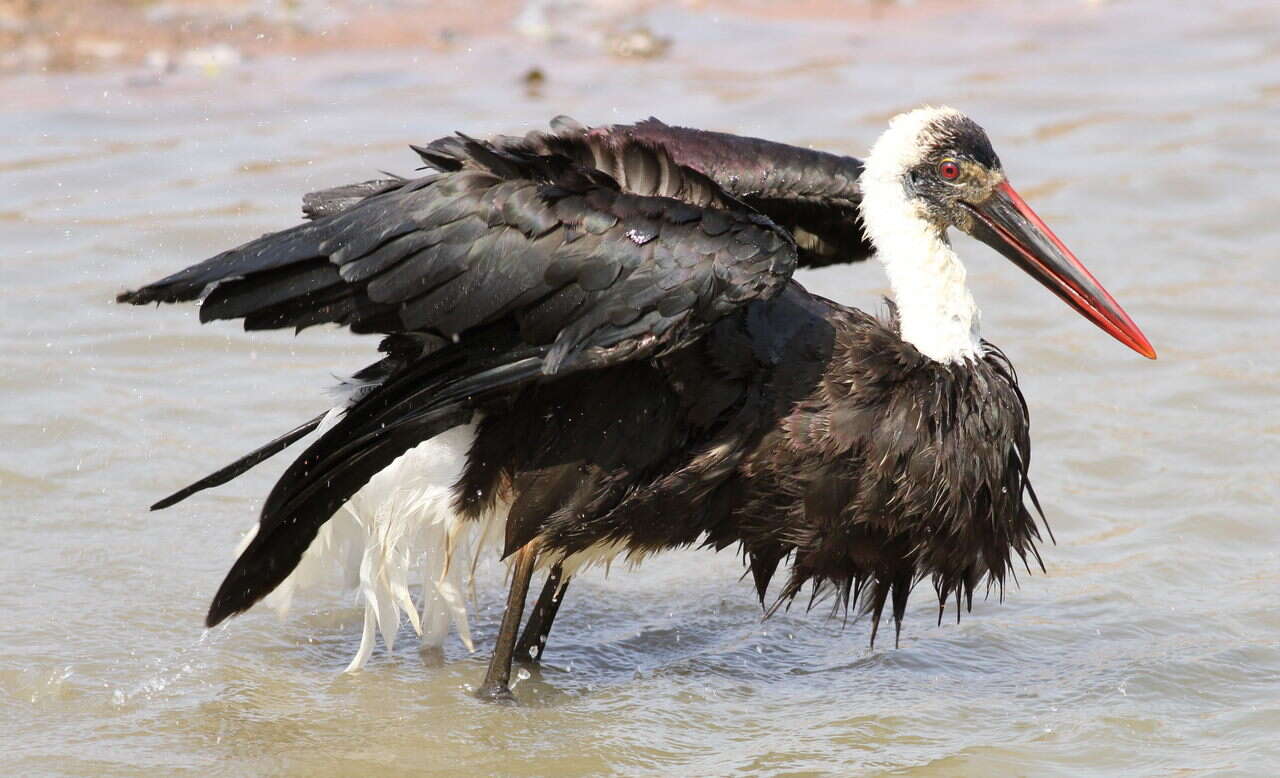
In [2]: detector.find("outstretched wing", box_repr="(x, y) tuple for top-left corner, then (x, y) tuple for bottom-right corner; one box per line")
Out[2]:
(118, 124), (805, 625)
(516, 116), (873, 268)
(119, 134), (797, 377)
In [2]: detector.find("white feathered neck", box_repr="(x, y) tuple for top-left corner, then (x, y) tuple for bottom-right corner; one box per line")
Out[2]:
(860, 107), (982, 364)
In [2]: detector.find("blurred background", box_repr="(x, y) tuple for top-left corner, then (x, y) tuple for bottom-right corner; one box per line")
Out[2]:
(2, 0), (1278, 775)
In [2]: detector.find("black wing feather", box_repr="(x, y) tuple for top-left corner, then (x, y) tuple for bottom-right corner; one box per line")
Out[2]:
(517, 116), (873, 267)
(120, 136), (797, 378)
(149, 411), (328, 511)
(302, 178), (404, 220)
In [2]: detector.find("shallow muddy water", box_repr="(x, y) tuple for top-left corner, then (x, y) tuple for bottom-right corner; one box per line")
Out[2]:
(2, 0), (1278, 774)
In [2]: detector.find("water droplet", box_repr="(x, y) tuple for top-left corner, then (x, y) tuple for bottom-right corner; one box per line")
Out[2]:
(626, 228), (656, 245)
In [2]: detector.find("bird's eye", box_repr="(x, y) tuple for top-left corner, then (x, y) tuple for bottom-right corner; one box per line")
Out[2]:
(938, 160), (961, 180)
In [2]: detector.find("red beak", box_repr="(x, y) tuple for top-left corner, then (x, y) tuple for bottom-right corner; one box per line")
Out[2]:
(963, 181), (1156, 359)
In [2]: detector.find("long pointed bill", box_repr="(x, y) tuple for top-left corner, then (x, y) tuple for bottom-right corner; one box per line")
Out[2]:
(963, 181), (1156, 359)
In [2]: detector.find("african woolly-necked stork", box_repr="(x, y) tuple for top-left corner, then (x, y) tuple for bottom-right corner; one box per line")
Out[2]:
(119, 107), (1154, 700)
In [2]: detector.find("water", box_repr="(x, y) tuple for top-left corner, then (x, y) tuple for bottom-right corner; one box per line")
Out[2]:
(3, 1), (1278, 774)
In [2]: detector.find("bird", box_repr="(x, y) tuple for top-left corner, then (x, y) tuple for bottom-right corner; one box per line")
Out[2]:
(118, 107), (1155, 700)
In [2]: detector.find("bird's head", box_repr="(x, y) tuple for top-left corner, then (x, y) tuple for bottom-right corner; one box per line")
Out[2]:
(860, 106), (1155, 359)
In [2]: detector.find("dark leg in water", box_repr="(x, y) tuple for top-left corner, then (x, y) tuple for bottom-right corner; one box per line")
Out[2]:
(477, 542), (539, 702)
(515, 563), (569, 665)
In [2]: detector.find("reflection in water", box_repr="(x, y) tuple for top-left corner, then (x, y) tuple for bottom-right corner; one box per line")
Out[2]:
(2, 0), (1279, 774)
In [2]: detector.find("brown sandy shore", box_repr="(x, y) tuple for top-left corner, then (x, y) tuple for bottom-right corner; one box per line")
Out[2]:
(0, 0), (970, 76)
(0, 0), (521, 74)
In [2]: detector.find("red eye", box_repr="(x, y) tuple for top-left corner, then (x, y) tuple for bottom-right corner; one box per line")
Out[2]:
(939, 160), (960, 180)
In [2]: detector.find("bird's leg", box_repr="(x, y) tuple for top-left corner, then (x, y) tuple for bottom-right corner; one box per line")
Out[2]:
(477, 541), (539, 702)
(515, 563), (569, 666)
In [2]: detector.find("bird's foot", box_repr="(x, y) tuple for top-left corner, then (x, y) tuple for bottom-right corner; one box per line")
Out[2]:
(475, 682), (519, 705)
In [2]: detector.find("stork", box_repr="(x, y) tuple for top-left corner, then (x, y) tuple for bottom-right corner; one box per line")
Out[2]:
(119, 107), (1154, 700)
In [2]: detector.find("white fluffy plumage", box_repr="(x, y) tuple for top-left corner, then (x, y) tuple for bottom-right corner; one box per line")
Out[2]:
(235, 419), (507, 672)
(859, 106), (983, 364)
